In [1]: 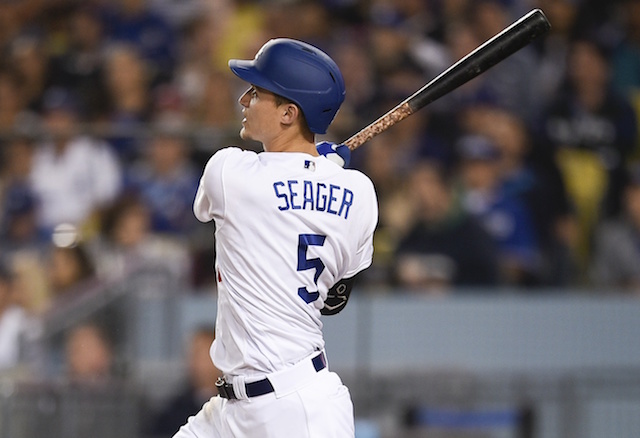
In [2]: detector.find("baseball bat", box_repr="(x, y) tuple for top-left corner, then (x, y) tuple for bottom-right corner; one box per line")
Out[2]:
(343, 8), (551, 150)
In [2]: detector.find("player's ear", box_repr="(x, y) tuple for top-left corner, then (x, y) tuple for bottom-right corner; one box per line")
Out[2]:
(280, 103), (300, 128)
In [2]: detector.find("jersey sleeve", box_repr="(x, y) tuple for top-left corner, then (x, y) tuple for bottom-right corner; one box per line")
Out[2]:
(193, 147), (240, 223)
(344, 176), (378, 278)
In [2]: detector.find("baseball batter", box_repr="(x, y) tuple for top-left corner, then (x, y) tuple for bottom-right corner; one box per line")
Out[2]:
(174, 39), (378, 437)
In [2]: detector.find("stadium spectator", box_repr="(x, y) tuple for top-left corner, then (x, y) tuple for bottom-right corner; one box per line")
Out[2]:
(0, 66), (28, 132)
(124, 113), (200, 237)
(442, 19), (489, 102)
(329, 37), (379, 140)
(591, 163), (640, 292)
(102, 0), (177, 85)
(0, 262), (31, 371)
(149, 0), (208, 29)
(469, 0), (539, 123)
(173, 16), (220, 122)
(0, 131), (52, 316)
(535, 38), (639, 276)
(532, 0), (580, 111)
(0, 129), (36, 194)
(394, 160), (500, 292)
(611, 0), (640, 97)
(87, 192), (192, 284)
(211, 0), (267, 71)
(0, 132), (48, 262)
(0, 184), (44, 264)
(103, 43), (153, 162)
(479, 106), (578, 286)
(46, 243), (97, 302)
(456, 134), (541, 286)
(29, 87), (122, 235)
(63, 322), (115, 384)
(9, 35), (48, 114)
(145, 325), (221, 437)
(188, 70), (239, 133)
(46, 4), (111, 122)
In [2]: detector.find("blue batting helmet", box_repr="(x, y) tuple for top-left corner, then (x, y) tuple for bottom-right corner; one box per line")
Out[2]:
(228, 38), (346, 134)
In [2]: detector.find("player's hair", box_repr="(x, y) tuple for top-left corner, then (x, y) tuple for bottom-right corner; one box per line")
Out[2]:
(272, 94), (291, 107)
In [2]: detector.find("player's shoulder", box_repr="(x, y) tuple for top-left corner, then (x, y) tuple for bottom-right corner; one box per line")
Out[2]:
(211, 146), (257, 161)
(204, 146), (258, 171)
(341, 167), (377, 194)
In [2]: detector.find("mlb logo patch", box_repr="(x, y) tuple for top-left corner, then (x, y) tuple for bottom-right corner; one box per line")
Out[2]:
(304, 160), (316, 171)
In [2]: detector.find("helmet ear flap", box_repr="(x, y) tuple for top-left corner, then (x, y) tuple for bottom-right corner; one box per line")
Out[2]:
(229, 38), (346, 134)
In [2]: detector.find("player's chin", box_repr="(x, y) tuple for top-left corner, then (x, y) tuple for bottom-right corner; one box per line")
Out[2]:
(239, 126), (257, 142)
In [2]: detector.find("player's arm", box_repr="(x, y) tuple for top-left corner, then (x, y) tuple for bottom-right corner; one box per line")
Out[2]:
(193, 148), (240, 223)
(321, 275), (358, 315)
(193, 180), (213, 223)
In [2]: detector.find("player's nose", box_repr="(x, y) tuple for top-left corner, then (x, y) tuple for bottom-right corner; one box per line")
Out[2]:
(239, 89), (251, 107)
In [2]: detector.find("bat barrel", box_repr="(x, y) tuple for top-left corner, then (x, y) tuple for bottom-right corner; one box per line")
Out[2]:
(408, 8), (551, 112)
(342, 9), (551, 150)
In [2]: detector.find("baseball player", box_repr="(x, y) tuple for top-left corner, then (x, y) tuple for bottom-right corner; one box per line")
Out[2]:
(175, 39), (378, 438)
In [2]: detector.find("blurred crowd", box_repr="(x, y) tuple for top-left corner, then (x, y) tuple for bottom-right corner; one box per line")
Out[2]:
(0, 0), (640, 369)
(1, 0), (640, 296)
(0, 0), (639, 433)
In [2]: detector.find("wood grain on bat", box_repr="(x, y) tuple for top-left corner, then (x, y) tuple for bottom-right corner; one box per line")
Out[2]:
(344, 103), (413, 150)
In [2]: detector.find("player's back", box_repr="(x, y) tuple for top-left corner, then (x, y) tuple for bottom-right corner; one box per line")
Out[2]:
(193, 147), (377, 376)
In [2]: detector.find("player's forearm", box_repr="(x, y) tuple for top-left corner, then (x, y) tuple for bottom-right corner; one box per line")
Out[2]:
(321, 275), (357, 315)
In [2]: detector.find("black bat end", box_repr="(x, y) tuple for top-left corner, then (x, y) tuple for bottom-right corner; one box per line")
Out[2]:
(528, 9), (552, 36)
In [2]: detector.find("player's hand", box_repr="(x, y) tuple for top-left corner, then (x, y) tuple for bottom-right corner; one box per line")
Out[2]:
(316, 141), (351, 168)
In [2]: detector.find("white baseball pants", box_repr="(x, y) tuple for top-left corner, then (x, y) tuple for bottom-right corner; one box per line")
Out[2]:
(172, 366), (354, 437)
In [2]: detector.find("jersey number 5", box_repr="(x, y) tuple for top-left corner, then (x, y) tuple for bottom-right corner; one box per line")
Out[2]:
(297, 234), (326, 304)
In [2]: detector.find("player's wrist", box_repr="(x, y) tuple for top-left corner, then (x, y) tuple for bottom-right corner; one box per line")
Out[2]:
(316, 141), (351, 168)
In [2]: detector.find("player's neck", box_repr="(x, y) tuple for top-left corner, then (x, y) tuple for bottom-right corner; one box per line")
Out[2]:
(263, 129), (318, 156)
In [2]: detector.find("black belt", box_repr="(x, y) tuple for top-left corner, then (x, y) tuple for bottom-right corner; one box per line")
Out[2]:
(216, 351), (327, 399)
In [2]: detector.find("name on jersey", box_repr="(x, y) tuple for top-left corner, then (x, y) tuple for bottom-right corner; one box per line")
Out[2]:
(273, 180), (353, 219)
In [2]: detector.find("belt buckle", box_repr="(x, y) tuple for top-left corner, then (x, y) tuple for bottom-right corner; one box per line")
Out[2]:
(215, 377), (237, 399)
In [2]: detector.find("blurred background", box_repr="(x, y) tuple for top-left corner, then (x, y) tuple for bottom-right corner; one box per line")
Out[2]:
(1, 0), (640, 437)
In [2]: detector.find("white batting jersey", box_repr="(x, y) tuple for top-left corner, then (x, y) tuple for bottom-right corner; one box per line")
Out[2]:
(193, 147), (378, 378)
